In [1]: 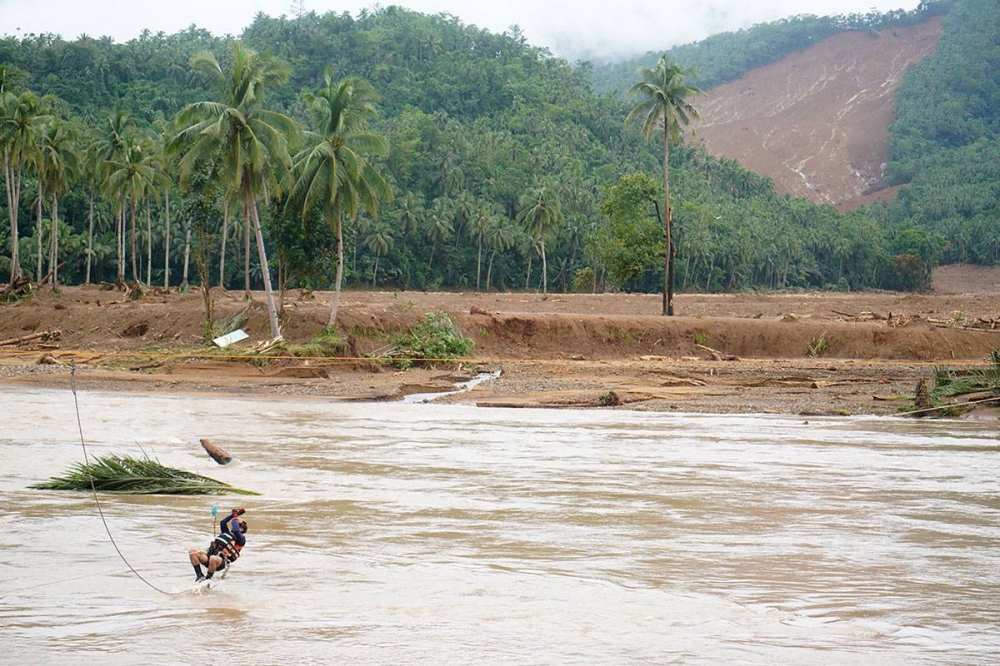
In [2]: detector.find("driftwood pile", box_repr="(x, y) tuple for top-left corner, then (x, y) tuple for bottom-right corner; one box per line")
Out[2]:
(832, 309), (1000, 331)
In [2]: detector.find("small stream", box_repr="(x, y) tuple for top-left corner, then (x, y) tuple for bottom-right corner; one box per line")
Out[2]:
(401, 369), (502, 404)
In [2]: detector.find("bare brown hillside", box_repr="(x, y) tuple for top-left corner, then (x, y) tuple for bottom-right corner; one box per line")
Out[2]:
(692, 18), (943, 210)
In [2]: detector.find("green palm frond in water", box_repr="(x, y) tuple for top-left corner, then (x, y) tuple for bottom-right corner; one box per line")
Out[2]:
(30, 454), (259, 495)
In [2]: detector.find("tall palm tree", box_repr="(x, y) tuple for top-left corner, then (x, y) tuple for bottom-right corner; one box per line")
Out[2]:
(516, 185), (564, 295)
(0, 90), (50, 282)
(364, 219), (394, 287)
(424, 198), (453, 274)
(626, 55), (701, 316)
(89, 110), (134, 285)
(37, 119), (79, 288)
(468, 202), (495, 292)
(484, 217), (517, 293)
(105, 133), (167, 284)
(171, 44), (299, 339)
(285, 67), (390, 327)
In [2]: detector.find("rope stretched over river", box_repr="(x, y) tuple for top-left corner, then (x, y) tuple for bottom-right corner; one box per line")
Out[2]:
(71, 363), (181, 597)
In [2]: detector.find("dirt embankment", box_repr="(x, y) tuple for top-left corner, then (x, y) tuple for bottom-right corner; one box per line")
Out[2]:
(1, 265), (998, 416)
(693, 18), (943, 210)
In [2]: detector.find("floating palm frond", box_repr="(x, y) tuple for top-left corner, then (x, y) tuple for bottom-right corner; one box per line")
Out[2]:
(31, 454), (259, 495)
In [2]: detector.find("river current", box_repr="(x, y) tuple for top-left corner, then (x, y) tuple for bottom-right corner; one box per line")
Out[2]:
(1, 387), (997, 664)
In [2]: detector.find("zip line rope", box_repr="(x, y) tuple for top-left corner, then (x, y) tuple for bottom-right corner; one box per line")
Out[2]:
(70, 363), (181, 597)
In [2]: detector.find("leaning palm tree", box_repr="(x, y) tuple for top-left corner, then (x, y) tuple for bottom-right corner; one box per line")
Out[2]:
(285, 67), (390, 327)
(626, 55), (701, 316)
(516, 185), (564, 295)
(170, 44), (299, 339)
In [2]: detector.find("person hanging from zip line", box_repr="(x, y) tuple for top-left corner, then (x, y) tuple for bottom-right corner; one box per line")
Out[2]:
(189, 508), (247, 582)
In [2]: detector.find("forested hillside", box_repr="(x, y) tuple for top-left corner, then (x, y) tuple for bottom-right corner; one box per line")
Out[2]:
(873, 0), (1000, 265)
(0, 5), (977, 306)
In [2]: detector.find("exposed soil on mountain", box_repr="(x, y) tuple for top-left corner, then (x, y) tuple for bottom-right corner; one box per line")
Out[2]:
(2, 265), (998, 417)
(693, 18), (943, 210)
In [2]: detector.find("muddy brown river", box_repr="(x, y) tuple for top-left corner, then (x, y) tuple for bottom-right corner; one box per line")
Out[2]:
(1, 387), (998, 664)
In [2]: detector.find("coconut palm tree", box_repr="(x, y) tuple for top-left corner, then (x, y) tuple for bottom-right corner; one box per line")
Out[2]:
(105, 133), (167, 284)
(89, 110), (135, 285)
(364, 219), (394, 287)
(397, 192), (424, 237)
(285, 67), (390, 327)
(516, 185), (564, 295)
(484, 217), (517, 293)
(170, 44), (299, 339)
(468, 201), (495, 292)
(425, 198), (453, 274)
(626, 55), (701, 316)
(0, 90), (50, 282)
(37, 119), (79, 288)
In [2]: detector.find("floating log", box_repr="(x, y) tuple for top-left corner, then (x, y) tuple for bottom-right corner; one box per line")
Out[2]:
(200, 438), (233, 465)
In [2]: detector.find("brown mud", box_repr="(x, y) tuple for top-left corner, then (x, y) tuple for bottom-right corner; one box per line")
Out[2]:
(1, 264), (998, 417)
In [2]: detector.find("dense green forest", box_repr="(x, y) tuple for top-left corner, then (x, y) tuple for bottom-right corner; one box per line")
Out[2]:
(0, 3), (985, 311)
(873, 0), (1000, 265)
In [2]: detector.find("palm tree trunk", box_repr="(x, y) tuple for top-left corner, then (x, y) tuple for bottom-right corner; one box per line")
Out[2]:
(372, 252), (380, 288)
(243, 205), (251, 298)
(49, 192), (59, 288)
(86, 184), (95, 285)
(4, 150), (21, 281)
(247, 192), (281, 339)
(146, 195), (152, 286)
(182, 222), (191, 288)
(540, 240), (548, 295)
(35, 188), (43, 282)
(662, 129), (673, 316)
(130, 197), (139, 283)
(476, 233), (483, 291)
(117, 207), (126, 285)
(219, 200), (228, 287)
(327, 202), (344, 328)
(163, 190), (170, 289)
(486, 250), (495, 293)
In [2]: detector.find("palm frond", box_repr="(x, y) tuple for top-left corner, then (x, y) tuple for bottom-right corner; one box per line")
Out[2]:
(31, 454), (259, 495)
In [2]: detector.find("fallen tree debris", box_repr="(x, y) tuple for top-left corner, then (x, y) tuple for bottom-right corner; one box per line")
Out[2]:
(0, 330), (61, 347)
(129, 360), (165, 372)
(696, 343), (740, 362)
(200, 438), (233, 465)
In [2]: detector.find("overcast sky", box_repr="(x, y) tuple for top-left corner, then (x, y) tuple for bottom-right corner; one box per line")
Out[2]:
(0, 0), (922, 61)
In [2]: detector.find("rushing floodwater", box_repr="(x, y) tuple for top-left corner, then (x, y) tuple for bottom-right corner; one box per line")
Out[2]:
(1, 387), (998, 665)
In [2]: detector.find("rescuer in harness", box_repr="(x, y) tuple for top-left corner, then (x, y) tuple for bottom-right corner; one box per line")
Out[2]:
(189, 508), (247, 582)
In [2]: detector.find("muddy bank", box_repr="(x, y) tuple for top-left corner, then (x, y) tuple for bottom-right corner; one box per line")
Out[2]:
(2, 274), (998, 417)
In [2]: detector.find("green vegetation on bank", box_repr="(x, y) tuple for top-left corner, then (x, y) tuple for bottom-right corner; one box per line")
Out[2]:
(0, 2), (988, 312)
